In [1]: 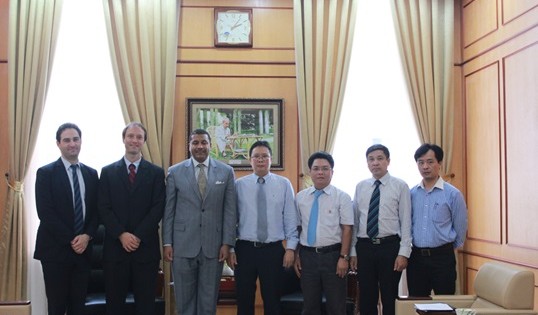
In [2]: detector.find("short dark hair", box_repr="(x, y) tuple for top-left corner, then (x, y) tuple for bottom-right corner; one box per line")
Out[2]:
(249, 140), (272, 157)
(414, 143), (444, 162)
(308, 151), (334, 169)
(56, 123), (81, 142)
(366, 144), (390, 159)
(122, 122), (147, 141)
(190, 129), (211, 143)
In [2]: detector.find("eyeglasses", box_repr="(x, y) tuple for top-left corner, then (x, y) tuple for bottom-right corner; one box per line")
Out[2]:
(311, 166), (332, 172)
(251, 155), (271, 161)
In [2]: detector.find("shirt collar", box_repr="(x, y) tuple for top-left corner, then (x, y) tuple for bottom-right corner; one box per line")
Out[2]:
(191, 157), (209, 168)
(418, 176), (445, 191)
(60, 156), (78, 170)
(310, 184), (331, 195)
(124, 156), (141, 169)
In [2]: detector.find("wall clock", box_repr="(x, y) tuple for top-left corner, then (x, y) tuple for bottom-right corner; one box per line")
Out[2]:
(214, 8), (253, 47)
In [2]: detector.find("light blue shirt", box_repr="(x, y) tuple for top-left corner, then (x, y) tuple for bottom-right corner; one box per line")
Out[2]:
(235, 172), (299, 249)
(410, 177), (468, 249)
(297, 184), (354, 247)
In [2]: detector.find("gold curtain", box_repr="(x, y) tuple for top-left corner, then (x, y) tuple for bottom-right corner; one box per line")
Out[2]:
(294, 0), (357, 186)
(102, 1), (178, 314)
(102, 0), (178, 170)
(0, 0), (63, 300)
(390, 0), (455, 175)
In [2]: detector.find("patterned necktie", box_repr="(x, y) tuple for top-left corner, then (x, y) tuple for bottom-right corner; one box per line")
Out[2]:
(70, 164), (84, 235)
(197, 164), (207, 196)
(128, 164), (136, 185)
(307, 189), (323, 246)
(257, 177), (268, 242)
(367, 180), (382, 238)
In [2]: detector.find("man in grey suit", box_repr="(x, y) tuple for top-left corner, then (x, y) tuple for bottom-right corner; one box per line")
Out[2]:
(163, 128), (237, 315)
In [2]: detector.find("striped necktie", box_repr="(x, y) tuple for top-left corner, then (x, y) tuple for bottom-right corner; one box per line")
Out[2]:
(367, 180), (381, 238)
(70, 164), (84, 235)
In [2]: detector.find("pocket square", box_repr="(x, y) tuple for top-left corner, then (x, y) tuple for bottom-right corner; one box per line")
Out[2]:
(215, 181), (225, 184)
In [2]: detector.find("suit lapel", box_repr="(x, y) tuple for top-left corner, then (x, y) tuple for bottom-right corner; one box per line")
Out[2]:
(133, 159), (150, 192)
(186, 159), (204, 200)
(115, 158), (130, 191)
(55, 158), (74, 208)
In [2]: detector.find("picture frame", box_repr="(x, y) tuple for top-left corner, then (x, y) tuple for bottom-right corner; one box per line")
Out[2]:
(187, 98), (283, 170)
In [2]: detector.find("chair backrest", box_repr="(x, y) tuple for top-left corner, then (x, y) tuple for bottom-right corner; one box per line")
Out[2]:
(472, 262), (534, 310)
(88, 224), (106, 294)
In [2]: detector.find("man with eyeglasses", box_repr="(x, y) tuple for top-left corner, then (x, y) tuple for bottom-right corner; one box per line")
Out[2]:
(227, 140), (298, 315)
(294, 151), (353, 315)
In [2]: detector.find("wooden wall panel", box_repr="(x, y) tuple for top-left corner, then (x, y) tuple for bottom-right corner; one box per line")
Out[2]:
(462, 0), (498, 48)
(504, 43), (538, 250)
(463, 0), (538, 61)
(0, 0), (8, 237)
(460, 0), (538, 304)
(0, 63), (7, 230)
(0, 0), (7, 61)
(502, 0), (538, 24)
(464, 63), (502, 244)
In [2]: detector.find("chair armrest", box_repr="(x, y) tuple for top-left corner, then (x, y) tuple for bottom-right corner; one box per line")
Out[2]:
(155, 269), (164, 298)
(0, 300), (31, 315)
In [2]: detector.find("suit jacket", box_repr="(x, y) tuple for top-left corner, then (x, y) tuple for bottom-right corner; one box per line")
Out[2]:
(34, 158), (99, 262)
(162, 158), (236, 259)
(98, 158), (165, 263)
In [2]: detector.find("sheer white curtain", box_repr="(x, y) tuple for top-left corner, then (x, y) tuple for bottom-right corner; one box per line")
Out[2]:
(331, 0), (422, 298)
(26, 1), (123, 313)
(332, 0), (421, 197)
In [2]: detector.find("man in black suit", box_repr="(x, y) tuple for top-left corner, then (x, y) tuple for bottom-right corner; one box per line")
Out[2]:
(34, 122), (99, 315)
(98, 122), (165, 315)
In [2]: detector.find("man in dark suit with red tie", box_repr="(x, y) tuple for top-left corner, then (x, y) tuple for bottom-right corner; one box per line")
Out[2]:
(98, 122), (165, 315)
(34, 122), (99, 315)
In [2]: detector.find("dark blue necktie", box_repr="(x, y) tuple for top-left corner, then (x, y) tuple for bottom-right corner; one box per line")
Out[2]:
(367, 180), (381, 238)
(307, 189), (323, 246)
(70, 164), (84, 235)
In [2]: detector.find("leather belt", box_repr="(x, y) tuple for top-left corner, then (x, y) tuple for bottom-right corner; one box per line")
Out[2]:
(301, 243), (342, 254)
(237, 240), (281, 248)
(357, 235), (400, 245)
(412, 243), (453, 256)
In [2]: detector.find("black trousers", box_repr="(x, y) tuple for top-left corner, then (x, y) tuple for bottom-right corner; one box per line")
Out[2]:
(356, 238), (401, 315)
(41, 258), (91, 315)
(299, 248), (347, 315)
(406, 244), (456, 296)
(235, 240), (285, 315)
(104, 258), (159, 315)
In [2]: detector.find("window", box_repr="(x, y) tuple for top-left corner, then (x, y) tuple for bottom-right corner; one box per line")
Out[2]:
(332, 0), (422, 196)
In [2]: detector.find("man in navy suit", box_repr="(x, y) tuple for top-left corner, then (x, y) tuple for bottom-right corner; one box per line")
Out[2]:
(34, 122), (99, 315)
(162, 129), (237, 315)
(99, 122), (165, 315)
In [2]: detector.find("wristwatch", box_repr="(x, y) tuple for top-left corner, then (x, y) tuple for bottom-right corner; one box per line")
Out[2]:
(339, 254), (350, 261)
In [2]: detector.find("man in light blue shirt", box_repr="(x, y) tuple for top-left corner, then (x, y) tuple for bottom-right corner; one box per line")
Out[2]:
(407, 143), (468, 296)
(227, 140), (298, 315)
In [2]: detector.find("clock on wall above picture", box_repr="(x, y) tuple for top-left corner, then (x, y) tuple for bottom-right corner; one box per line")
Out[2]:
(214, 8), (253, 47)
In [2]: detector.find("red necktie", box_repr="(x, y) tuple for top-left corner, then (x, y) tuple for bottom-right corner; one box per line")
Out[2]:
(128, 164), (136, 185)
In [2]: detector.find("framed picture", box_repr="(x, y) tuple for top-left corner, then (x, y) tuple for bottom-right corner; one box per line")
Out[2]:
(187, 98), (283, 170)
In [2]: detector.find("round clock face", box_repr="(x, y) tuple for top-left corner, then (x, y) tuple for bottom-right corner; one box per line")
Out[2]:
(216, 11), (251, 45)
